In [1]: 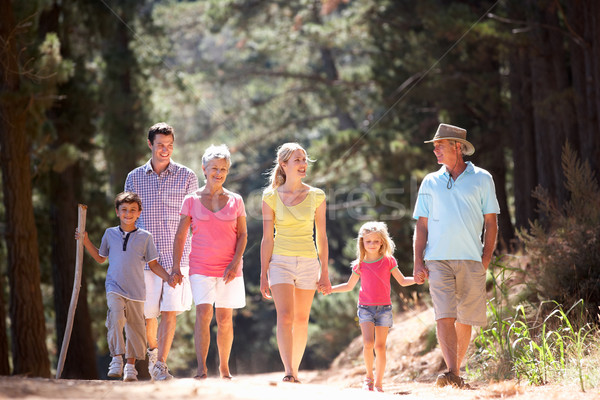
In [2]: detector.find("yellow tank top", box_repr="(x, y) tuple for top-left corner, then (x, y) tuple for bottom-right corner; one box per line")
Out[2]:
(262, 186), (326, 258)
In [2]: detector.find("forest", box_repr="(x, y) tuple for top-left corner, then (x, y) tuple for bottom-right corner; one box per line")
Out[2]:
(1, 0), (599, 380)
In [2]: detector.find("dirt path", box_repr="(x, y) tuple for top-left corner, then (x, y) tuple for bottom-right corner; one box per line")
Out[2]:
(2, 308), (598, 399)
(0, 374), (598, 400)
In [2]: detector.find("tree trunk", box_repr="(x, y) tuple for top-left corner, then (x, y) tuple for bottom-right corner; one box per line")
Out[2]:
(0, 1), (51, 378)
(566, 0), (600, 173)
(101, 1), (150, 195)
(510, 52), (538, 229)
(508, 27), (537, 229)
(50, 169), (98, 379)
(526, 0), (568, 205)
(39, 0), (99, 379)
(0, 273), (9, 375)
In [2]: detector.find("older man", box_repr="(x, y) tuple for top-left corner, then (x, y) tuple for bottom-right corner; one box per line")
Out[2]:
(413, 123), (499, 387)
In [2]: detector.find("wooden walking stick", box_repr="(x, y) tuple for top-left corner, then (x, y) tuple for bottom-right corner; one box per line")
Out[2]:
(56, 204), (87, 379)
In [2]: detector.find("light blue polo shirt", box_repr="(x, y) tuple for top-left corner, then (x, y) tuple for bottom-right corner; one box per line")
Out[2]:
(413, 161), (500, 261)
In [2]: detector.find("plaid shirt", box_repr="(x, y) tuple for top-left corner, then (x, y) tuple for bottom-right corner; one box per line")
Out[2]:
(125, 159), (198, 273)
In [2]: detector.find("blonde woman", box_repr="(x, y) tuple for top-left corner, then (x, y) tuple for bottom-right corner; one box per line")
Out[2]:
(260, 143), (331, 383)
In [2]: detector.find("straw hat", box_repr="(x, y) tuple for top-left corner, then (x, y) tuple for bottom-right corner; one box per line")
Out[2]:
(424, 123), (475, 156)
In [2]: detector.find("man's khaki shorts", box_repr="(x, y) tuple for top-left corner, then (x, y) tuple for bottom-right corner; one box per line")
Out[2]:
(426, 260), (487, 326)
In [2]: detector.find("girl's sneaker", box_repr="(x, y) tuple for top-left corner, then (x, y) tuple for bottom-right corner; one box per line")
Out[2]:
(362, 377), (374, 391)
(123, 364), (138, 382)
(107, 356), (123, 378)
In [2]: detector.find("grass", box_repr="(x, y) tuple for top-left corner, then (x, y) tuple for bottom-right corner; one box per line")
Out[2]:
(468, 259), (600, 391)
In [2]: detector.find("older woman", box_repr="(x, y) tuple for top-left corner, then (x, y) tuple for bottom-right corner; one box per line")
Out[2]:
(172, 144), (247, 379)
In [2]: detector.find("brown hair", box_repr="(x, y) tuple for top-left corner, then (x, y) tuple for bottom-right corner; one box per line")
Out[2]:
(267, 143), (313, 189)
(148, 122), (175, 145)
(115, 191), (142, 211)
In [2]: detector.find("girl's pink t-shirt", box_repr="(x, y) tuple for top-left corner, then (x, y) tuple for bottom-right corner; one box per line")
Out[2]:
(352, 255), (398, 306)
(180, 192), (246, 277)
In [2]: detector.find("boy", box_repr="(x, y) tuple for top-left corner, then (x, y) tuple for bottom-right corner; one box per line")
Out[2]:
(75, 192), (177, 381)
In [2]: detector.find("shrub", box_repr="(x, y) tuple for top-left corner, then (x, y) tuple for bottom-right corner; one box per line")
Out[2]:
(472, 297), (599, 390)
(518, 142), (600, 317)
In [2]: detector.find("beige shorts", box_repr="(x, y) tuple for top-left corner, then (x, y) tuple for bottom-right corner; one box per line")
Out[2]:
(106, 292), (146, 360)
(268, 254), (320, 290)
(144, 268), (193, 319)
(426, 260), (487, 326)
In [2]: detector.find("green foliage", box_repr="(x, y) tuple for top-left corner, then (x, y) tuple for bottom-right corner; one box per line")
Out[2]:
(473, 297), (600, 390)
(471, 258), (600, 390)
(518, 143), (600, 315)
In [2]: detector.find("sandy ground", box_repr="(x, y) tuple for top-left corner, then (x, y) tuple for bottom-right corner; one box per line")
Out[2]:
(1, 373), (599, 400)
(1, 308), (598, 399)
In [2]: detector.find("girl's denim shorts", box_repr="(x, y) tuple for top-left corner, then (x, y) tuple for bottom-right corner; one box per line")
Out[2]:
(357, 304), (393, 327)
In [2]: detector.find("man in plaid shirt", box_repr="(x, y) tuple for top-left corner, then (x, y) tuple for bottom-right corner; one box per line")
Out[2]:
(125, 122), (198, 380)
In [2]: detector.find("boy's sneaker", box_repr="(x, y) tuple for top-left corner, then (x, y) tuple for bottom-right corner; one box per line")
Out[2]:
(123, 364), (138, 382)
(107, 356), (123, 378)
(151, 361), (173, 381)
(435, 371), (465, 388)
(147, 348), (158, 376)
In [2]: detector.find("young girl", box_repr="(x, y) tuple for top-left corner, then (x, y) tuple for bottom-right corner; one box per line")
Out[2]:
(328, 221), (417, 392)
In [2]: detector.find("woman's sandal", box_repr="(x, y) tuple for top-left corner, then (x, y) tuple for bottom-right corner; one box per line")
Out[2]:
(193, 374), (207, 380)
(282, 375), (301, 383)
(362, 377), (374, 391)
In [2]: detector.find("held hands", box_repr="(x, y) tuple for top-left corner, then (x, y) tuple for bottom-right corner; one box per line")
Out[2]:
(166, 274), (178, 288)
(413, 261), (429, 285)
(169, 270), (183, 287)
(318, 275), (332, 295)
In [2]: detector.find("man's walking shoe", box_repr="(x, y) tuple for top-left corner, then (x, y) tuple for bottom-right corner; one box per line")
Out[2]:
(435, 371), (465, 388)
(107, 356), (124, 378)
(123, 364), (138, 382)
(151, 361), (173, 381)
(147, 348), (158, 376)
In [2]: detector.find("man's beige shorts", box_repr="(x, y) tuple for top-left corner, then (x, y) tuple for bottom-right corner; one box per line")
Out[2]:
(426, 260), (487, 326)
(268, 254), (320, 290)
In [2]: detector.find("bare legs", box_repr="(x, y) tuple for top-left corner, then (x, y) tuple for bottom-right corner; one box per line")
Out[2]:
(146, 311), (177, 365)
(146, 317), (158, 352)
(437, 318), (472, 374)
(270, 284), (315, 380)
(195, 304), (234, 378)
(215, 308), (234, 377)
(360, 323), (389, 389)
